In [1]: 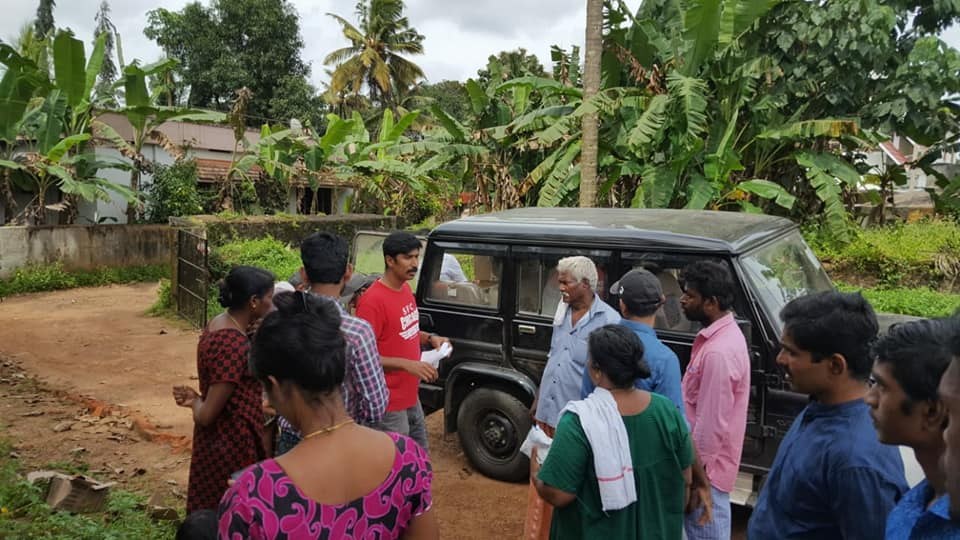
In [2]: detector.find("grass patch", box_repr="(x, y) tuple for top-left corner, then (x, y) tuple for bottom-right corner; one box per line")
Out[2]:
(807, 219), (960, 290)
(0, 438), (177, 539)
(837, 282), (960, 318)
(0, 263), (170, 298)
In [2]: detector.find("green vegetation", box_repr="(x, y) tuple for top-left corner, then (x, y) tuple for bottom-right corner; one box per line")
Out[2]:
(207, 236), (301, 320)
(0, 264), (169, 298)
(807, 220), (960, 289)
(147, 278), (174, 317)
(0, 437), (176, 539)
(837, 283), (960, 319)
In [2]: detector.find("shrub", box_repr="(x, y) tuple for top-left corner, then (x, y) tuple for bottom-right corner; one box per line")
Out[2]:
(145, 160), (204, 224)
(0, 264), (169, 298)
(147, 278), (173, 316)
(807, 219), (960, 289)
(206, 237), (301, 321)
(836, 282), (960, 318)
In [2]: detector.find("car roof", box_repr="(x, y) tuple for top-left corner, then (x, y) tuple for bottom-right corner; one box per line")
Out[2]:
(430, 208), (797, 253)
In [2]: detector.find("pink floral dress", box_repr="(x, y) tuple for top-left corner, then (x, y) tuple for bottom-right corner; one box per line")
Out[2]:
(217, 433), (432, 539)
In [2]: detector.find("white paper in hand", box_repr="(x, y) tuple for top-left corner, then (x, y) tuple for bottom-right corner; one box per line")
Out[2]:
(520, 425), (553, 464)
(420, 342), (453, 368)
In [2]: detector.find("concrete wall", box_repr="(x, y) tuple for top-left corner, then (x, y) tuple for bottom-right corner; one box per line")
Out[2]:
(0, 224), (172, 278)
(169, 213), (395, 248)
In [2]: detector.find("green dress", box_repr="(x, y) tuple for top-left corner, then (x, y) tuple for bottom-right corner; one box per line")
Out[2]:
(537, 393), (693, 540)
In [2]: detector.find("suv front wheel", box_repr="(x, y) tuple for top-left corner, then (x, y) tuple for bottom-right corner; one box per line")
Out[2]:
(457, 388), (531, 482)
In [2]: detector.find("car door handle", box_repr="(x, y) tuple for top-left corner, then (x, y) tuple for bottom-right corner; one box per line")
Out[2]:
(518, 324), (536, 335)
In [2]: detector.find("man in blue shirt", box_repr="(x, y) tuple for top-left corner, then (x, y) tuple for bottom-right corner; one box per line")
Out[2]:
(526, 255), (620, 539)
(748, 291), (908, 539)
(534, 255), (620, 429)
(941, 325), (960, 521)
(579, 268), (683, 412)
(868, 317), (960, 539)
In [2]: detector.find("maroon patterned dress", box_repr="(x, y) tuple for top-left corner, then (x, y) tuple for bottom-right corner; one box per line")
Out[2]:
(217, 433), (433, 539)
(186, 328), (265, 514)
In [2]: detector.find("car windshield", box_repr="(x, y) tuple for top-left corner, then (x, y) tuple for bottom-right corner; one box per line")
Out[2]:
(740, 231), (833, 333)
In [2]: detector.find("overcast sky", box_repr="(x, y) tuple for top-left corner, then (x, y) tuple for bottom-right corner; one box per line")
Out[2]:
(2, 0), (958, 89)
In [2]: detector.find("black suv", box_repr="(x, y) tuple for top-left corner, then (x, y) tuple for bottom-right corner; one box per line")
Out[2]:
(354, 207), (916, 505)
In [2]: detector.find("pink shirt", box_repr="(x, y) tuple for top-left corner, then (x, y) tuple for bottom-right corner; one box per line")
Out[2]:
(681, 313), (750, 493)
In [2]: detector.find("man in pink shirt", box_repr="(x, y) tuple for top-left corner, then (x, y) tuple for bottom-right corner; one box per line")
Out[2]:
(679, 260), (750, 540)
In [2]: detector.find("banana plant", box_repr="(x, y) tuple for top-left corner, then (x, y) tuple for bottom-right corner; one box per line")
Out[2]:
(91, 58), (225, 222)
(0, 36), (134, 224)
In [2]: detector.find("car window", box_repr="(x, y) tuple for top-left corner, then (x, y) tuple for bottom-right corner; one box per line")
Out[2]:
(424, 246), (504, 309)
(515, 247), (615, 318)
(620, 252), (748, 335)
(352, 232), (426, 290)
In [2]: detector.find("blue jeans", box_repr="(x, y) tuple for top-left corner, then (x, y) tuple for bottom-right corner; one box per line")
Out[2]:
(684, 486), (731, 540)
(375, 400), (429, 452)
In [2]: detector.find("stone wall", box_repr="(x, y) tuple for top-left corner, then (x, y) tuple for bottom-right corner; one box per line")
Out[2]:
(0, 224), (173, 278)
(168, 214), (395, 247)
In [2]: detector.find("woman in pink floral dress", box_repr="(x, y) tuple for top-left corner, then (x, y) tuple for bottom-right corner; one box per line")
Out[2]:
(218, 291), (437, 540)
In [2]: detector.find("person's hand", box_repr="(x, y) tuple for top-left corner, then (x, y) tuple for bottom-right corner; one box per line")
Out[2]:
(428, 334), (451, 349)
(529, 396), (539, 421)
(406, 361), (439, 382)
(173, 386), (200, 408)
(686, 480), (713, 525)
(530, 447), (540, 477)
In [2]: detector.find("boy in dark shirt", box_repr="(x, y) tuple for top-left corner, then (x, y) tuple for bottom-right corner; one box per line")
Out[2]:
(868, 317), (959, 539)
(748, 291), (907, 539)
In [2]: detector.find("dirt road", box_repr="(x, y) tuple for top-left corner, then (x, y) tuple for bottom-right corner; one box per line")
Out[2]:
(0, 283), (525, 538)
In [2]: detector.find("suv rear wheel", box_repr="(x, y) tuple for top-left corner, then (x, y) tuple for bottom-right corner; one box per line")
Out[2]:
(457, 388), (531, 482)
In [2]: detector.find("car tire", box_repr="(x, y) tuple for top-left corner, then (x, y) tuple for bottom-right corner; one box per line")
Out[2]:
(457, 388), (532, 483)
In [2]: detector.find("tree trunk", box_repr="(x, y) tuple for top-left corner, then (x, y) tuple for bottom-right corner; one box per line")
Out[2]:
(580, 0), (603, 208)
(1, 169), (18, 224)
(127, 169), (140, 223)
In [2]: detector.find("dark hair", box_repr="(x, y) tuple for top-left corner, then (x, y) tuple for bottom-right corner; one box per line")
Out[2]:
(588, 324), (651, 388)
(873, 317), (960, 414)
(382, 231), (420, 259)
(622, 296), (659, 318)
(217, 265), (274, 309)
(680, 260), (735, 311)
(176, 509), (217, 540)
(251, 291), (346, 395)
(780, 291), (879, 380)
(301, 232), (349, 284)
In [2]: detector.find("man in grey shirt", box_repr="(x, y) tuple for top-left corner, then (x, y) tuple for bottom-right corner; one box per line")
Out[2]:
(524, 255), (621, 538)
(533, 256), (621, 428)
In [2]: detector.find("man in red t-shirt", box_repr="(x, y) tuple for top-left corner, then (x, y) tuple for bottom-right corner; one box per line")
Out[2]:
(355, 231), (449, 451)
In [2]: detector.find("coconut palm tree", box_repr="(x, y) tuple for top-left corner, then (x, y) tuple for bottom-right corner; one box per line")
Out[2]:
(580, 0), (603, 207)
(324, 0), (425, 111)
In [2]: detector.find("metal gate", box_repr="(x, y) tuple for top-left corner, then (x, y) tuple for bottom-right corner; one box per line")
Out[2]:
(176, 228), (209, 328)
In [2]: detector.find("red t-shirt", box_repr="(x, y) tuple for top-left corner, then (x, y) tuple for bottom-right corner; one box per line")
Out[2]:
(355, 279), (421, 411)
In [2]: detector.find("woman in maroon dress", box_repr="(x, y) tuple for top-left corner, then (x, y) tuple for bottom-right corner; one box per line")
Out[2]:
(173, 265), (274, 513)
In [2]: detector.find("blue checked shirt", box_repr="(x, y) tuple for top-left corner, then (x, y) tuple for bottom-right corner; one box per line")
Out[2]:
(276, 295), (388, 445)
(886, 479), (960, 540)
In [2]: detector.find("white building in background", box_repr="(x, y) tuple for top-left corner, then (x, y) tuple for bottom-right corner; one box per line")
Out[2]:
(1, 113), (354, 225)
(864, 134), (959, 190)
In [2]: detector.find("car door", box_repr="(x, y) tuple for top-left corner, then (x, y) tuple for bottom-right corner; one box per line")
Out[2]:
(417, 240), (507, 412)
(509, 246), (615, 385)
(617, 251), (769, 467)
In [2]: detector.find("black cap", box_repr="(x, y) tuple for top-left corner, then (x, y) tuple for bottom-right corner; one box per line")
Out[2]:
(609, 269), (663, 310)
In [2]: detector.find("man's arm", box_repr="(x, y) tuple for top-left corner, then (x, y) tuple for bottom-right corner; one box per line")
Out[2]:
(833, 467), (907, 540)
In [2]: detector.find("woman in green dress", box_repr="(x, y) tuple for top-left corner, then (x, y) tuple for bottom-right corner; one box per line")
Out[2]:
(533, 324), (694, 540)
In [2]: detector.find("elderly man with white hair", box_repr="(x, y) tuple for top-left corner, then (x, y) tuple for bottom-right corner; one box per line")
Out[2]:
(524, 255), (621, 539)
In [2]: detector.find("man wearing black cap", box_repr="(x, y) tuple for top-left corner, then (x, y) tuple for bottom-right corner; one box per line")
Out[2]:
(579, 268), (683, 413)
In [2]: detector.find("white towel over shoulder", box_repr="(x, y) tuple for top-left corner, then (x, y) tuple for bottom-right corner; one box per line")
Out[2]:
(560, 387), (636, 511)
